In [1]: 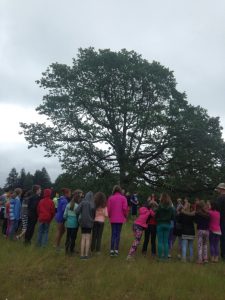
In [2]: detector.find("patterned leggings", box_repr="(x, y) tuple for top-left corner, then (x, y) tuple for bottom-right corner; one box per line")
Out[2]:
(128, 224), (144, 256)
(198, 230), (209, 262)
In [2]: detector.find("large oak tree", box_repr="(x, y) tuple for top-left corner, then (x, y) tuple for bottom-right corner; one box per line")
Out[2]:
(20, 48), (225, 191)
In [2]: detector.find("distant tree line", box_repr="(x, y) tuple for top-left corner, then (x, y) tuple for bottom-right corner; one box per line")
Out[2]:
(2, 167), (52, 191)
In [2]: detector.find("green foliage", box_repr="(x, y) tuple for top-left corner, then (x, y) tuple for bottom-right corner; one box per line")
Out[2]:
(5, 167), (19, 190)
(33, 167), (52, 189)
(20, 48), (225, 193)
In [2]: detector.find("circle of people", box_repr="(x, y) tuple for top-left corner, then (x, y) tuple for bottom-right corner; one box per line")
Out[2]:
(1, 182), (225, 264)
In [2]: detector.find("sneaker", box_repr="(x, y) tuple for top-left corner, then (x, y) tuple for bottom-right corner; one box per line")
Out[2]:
(114, 250), (119, 256)
(110, 250), (115, 257)
(168, 254), (172, 258)
(80, 256), (86, 260)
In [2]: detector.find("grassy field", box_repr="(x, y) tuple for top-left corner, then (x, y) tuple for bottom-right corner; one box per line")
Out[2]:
(0, 221), (225, 300)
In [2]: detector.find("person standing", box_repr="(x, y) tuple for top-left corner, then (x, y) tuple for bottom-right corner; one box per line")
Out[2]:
(76, 191), (96, 259)
(55, 188), (71, 250)
(37, 189), (55, 247)
(107, 185), (128, 257)
(130, 192), (139, 218)
(91, 192), (108, 254)
(155, 193), (174, 260)
(215, 183), (225, 260)
(24, 185), (41, 244)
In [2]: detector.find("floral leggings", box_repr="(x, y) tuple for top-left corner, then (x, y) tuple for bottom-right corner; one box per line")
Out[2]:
(198, 230), (209, 262)
(128, 224), (144, 256)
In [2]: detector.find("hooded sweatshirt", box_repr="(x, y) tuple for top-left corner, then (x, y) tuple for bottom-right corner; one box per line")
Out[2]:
(135, 207), (153, 229)
(155, 204), (174, 225)
(75, 191), (95, 229)
(37, 189), (55, 223)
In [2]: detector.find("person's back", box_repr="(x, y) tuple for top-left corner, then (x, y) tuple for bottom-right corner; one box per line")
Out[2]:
(155, 203), (174, 224)
(107, 192), (128, 223)
(77, 194), (95, 229)
(179, 213), (195, 237)
(38, 190), (55, 223)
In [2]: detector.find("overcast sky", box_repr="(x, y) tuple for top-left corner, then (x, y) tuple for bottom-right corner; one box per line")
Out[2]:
(0, 0), (225, 187)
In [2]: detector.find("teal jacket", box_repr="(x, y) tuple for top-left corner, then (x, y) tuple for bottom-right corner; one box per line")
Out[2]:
(63, 202), (79, 228)
(155, 204), (175, 224)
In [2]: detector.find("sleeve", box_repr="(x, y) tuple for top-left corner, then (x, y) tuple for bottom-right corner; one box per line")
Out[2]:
(104, 207), (108, 217)
(122, 197), (128, 217)
(51, 202), (55, 220)
(63, 205), (68, 220)
(75, 202), (82, 215)
(107, 197), (111, 218)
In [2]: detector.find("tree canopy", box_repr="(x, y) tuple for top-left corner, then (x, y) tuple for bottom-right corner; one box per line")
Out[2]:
(20, 48), (225, 192)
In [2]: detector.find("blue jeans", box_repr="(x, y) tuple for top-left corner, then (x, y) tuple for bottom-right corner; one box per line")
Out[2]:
(9, 220), (19, 240)
(111, 223), (122, 251)
(37, 223), (50, 247)
(157, 223), (170, 258)
(182, 239), (193, 260)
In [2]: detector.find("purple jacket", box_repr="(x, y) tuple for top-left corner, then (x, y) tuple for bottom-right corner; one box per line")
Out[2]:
(55, 196), (68, 223)
(107, 192), (128, 224)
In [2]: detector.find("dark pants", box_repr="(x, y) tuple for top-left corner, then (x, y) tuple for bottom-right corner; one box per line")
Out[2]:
(65, 227), (78, 253)
(25, 216), (37, 243)
(220, 222), (225, 259)
(2, 218), (7, 235)
(91, 221), (104, 252)
(111, 223), (122, 251)
(142, 224), (156, 255)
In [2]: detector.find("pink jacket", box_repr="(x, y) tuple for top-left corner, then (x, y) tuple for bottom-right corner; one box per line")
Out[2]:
(135, 207), (152, 229)
(209, 210), (221, 234)
(107, 192), (128, 223)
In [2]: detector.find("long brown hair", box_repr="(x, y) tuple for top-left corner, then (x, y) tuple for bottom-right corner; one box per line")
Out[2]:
(94, 192), (107, 209)
(159, 193), (171, 206)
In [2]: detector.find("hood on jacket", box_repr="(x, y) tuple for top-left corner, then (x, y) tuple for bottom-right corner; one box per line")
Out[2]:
(84, 191), (94, 202)
(43, 189), (52, 198)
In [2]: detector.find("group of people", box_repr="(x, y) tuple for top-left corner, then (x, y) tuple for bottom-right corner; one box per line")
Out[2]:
(1, 182), (225, 264)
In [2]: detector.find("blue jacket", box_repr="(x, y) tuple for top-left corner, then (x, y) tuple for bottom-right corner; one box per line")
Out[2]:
(55, 196), (68, 223)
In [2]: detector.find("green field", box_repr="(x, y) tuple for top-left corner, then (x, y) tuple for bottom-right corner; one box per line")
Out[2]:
(0, 221), (225, 300)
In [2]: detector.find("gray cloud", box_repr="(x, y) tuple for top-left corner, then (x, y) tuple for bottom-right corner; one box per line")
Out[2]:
(0, 143), (61, 187)
(0, 0), (225, 186)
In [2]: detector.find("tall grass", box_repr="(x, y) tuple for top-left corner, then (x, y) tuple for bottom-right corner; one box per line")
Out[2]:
(0, 221), (225, 300)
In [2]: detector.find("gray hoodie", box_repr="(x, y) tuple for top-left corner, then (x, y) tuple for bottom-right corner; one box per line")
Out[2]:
(75, 191), (95, 229)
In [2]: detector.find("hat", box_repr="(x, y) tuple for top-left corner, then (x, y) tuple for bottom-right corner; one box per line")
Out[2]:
(215, 183), (225, 191)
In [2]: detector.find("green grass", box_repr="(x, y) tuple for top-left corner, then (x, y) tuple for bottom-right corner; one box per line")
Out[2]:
(0, 221), (225, 300)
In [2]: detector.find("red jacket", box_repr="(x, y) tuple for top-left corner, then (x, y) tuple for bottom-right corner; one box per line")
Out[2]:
(37, 189), (55, 223)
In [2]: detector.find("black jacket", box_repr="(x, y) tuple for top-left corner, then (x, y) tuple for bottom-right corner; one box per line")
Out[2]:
(178, 213), (195, 236)
(28, 194), (41, 219)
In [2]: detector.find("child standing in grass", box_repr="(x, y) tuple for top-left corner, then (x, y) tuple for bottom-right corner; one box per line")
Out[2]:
(63, 193), (79, 255)
(155, 193), (174, 260)
(208, 201), (221, 263)
(107, 185), (128, 257)
(91, 192), (107, 254)
(16, 190), (32, 240)
(195, 200), (210, 264)
(55, 188), (71, 250)
(76, 191), (95, 259)
(179, 202), (195, 262)
(37, 189), (55, 247)
(142, 199), (158, 257)
(127, 204), (154, 260)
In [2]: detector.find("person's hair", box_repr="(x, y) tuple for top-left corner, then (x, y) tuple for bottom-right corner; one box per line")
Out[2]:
(61, 188), (71, 196)
(73, 189), (83, 201)
(69, 197), (75, 210)
(112, 185), (122, 195)
(210, 201), (218, 211)
(196, 200), (208, 215)
(94, 192), (107, 209)
(32, 185), (41, 193)
(14, 188), (22, 196)
(24, 190), (32, 198)
(159, 193), (171, 206)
